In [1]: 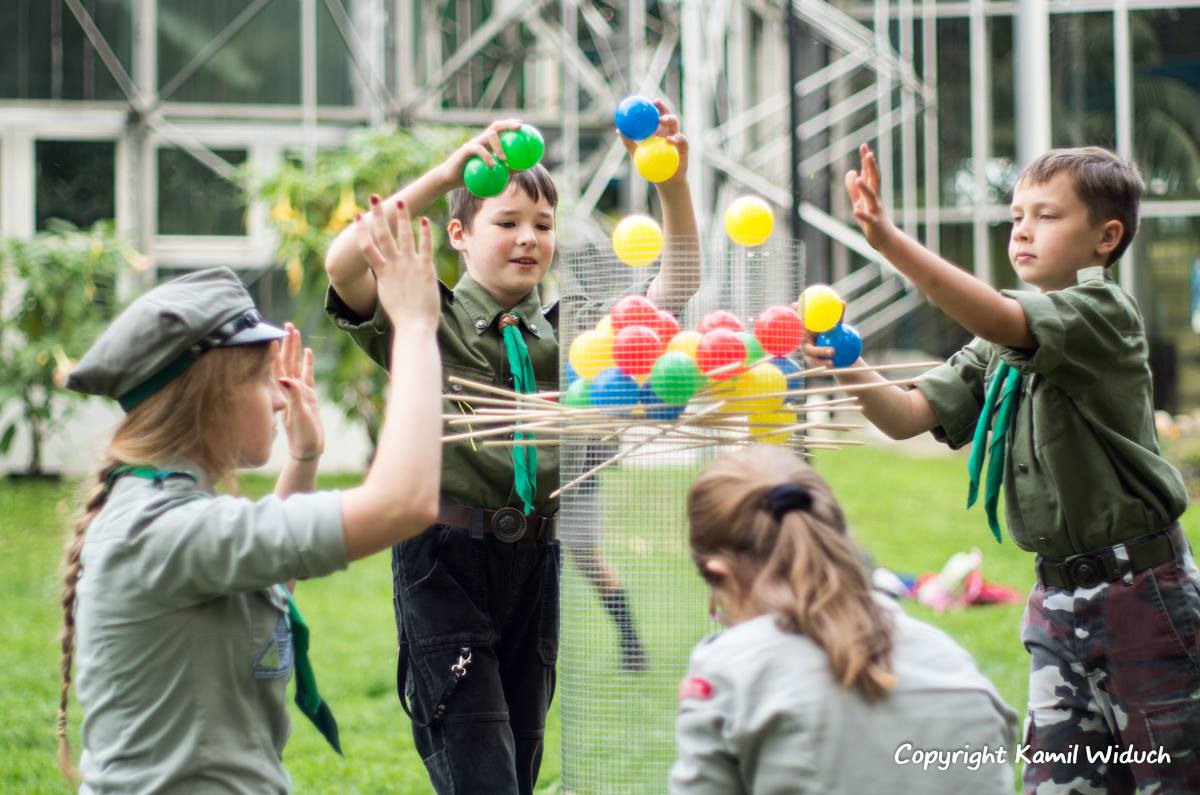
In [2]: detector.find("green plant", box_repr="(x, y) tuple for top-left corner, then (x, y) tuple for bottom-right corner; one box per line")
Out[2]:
(242, 126), (467, 451)
(0, 221), (133, 475)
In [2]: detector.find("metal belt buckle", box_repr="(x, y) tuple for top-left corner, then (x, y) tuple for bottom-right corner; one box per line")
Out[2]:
(1067, 555), (1104, 589)
(491, 507), (527, 543)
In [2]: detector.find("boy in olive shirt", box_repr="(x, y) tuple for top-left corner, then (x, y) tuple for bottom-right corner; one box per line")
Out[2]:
(806, 144), (1197, 793)
(323, 113), (699, 794)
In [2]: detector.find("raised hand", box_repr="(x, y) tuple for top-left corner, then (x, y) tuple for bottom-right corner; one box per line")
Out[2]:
(844, 143), (896, 251)
(617, 98), (690, 186)
(355, 197), (438, 330)
(274, 323), (324, 461)
(439, 119), (525, 187)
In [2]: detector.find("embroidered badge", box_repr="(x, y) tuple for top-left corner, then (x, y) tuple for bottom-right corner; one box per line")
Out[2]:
(678, 676), (713, 702)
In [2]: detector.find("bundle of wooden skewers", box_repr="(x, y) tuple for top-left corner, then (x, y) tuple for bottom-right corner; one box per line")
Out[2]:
(442, 360), (939, 498)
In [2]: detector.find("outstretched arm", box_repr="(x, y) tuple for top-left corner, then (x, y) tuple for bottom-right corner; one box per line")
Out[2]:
(847, 143), (1034, 349)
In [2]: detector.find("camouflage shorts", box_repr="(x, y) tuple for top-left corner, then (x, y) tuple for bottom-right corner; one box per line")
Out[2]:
(1020, 525), (1200, 795)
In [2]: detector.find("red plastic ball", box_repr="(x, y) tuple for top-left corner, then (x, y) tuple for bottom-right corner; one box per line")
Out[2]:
(754, 305), (804, 357)
(650, 310), (680, 343)
(611, 295), (659, 332)
(696, 328), (747, 380)
(697, 310), (745, 335)
(612, 325), (665, 377)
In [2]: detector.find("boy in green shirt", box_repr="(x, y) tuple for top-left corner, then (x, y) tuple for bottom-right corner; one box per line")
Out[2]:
(807, 144), (1197, 793)
(324, 111), (699, 794)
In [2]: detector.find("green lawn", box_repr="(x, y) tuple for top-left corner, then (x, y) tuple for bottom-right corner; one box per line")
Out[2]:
(2, 447), (1195, 793)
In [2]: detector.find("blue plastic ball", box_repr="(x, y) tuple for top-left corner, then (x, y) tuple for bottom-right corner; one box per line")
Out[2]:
(770, 355), (803, 379)
(815, 323), (863, 368)
(614, 96), (660, 142)
(565, 361), (579, 385)
(638, 384), (686, 420)
(591, 367), (640, 408)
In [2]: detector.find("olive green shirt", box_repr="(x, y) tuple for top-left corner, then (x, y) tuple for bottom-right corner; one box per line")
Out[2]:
(325, 273), (561, 514)
(915, 266), (1188, 557)
(76, 465), (348, 794)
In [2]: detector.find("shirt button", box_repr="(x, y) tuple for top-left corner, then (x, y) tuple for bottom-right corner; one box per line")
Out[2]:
(475, 319), (487, 331)
(530, 323), (538, 332)
(449, 384), (463, 395)
(1017, 463), (1029, 473)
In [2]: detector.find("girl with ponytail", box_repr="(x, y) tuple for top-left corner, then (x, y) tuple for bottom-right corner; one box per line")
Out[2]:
(58, 200), (441, 793)
(671, 445), (1018, 794)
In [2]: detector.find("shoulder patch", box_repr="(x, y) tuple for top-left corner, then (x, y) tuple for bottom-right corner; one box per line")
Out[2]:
(679, 675), (713, 702)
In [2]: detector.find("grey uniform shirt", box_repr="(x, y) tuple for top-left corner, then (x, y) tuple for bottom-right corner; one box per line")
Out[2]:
(75, 466), (347, 794)
(671, 596), (1017, 794)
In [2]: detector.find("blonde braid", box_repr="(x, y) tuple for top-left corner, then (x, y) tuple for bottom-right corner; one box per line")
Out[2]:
(57, 459), (118, 783)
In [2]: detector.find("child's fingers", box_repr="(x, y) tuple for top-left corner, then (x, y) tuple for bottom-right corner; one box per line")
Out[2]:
(844, 170), (861, 202)
(485, 129), (506, 162)
(355, 213), (386, 271)
(289, 324), (302, 376)
(856, 176), (880, 212)
(615, 130), (637, 156)
(392, 200), (416, 258)
(656, 112), (679, 139)
(465, 142), (495, 167)
(864, 150), (881, 192)
(368, 202), (401, 265)
(416, 217), (433, 268)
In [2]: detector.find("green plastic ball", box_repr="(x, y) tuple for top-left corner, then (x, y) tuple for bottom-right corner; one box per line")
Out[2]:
(464, 156), (510, 198)
(499, 125), (545, 171)
(564, 378), (592, 408)
(737, 332), (767, 365)
(649, 352), (704, 405)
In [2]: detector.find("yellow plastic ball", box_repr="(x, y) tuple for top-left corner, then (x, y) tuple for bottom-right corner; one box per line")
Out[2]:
(723, 196), (775, 247)
(633, 137), (680, 184)
(666, 330), (703, 359)
(612, 215), (664, 268)
(728, 363), (787, 415)
(595, 315), (614, 338)
(797, 284), (843, 333)
(749, 411), (797, 445)
(569, 330), (615, 379)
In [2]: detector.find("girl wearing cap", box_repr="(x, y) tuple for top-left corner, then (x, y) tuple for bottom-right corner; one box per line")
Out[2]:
(672, 446), (1018, 795)
(57, 202), (437, 793)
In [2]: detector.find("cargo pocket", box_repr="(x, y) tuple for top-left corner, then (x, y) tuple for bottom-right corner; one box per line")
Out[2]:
(537, 541), (561, 666)
(1144, 699), (1200, 790)
(1148, 565), (1200, 673)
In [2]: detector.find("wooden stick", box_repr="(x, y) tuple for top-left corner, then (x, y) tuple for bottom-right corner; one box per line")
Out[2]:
(442, 418), (562, 443)
(549, 402), (726, 499)
(447, 375), (561, 407)
(481, 438), (564, 447)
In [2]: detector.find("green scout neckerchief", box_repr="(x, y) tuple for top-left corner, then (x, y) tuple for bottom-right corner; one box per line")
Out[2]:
(966, 361), (1023, 543)
(279, 587), (343, 755)
(499, 312), (538, 514)
(103, 467), (342, 755)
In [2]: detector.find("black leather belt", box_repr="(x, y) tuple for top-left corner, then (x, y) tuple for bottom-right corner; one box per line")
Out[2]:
(437, 503), (555, 543)
(1035, 524), (1183, 590)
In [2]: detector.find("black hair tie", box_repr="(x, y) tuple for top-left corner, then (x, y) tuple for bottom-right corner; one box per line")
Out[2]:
(764, 483), (812, 520)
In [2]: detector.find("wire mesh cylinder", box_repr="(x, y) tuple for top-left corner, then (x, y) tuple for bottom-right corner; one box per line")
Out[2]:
(557, 236), (805, 794)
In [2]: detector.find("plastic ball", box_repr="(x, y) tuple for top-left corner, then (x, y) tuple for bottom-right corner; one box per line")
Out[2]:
(770, 356), (803, 379)
(634, 137), (680, 183)
(737, 332), (767, 366)
(729, 363), (787, 414)
(815, 323), (863, 368)
(564, 377), (591, 407)
(612, 215), (664, 268)
(499, 125), (545, 171)
(723, 196), (775, 247)
(798, 284), (843, 333)
(463, 156), (510, 198)
(568, 330), (615, 379)
(591, 367), (640, 408)
(595, 315), (614, 337)
(667, 330), (703, 359)
(754, 305), (804, 356)
(697, 310), (744, 335)
(614, 95), (660, 142)
(612, 325), (665, 377)
(637, 384), (687, 421)
(649, 352), (705, 405)
(565, 361), (579, 385)
(610, 295), (659, 332)
(749, 411), (797, 445)
(649, 311), (680, 344)
(696, 328), (747, 381)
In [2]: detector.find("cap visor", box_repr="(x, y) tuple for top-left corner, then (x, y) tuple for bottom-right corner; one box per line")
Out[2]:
(222, 321), (288, 346)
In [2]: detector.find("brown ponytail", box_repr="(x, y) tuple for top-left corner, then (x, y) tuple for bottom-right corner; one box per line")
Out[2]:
(55, 343), (273, 781)
(687, 445), (896, 701)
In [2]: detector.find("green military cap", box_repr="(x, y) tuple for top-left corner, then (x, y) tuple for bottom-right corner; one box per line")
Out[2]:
(66, 267), (287, 411)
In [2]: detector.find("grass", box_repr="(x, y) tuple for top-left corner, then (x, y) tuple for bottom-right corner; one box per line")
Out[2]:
(2, 447), (1196, 793)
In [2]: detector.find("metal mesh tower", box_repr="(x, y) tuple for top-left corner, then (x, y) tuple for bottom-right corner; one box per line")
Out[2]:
(556, 237), (804, 793)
